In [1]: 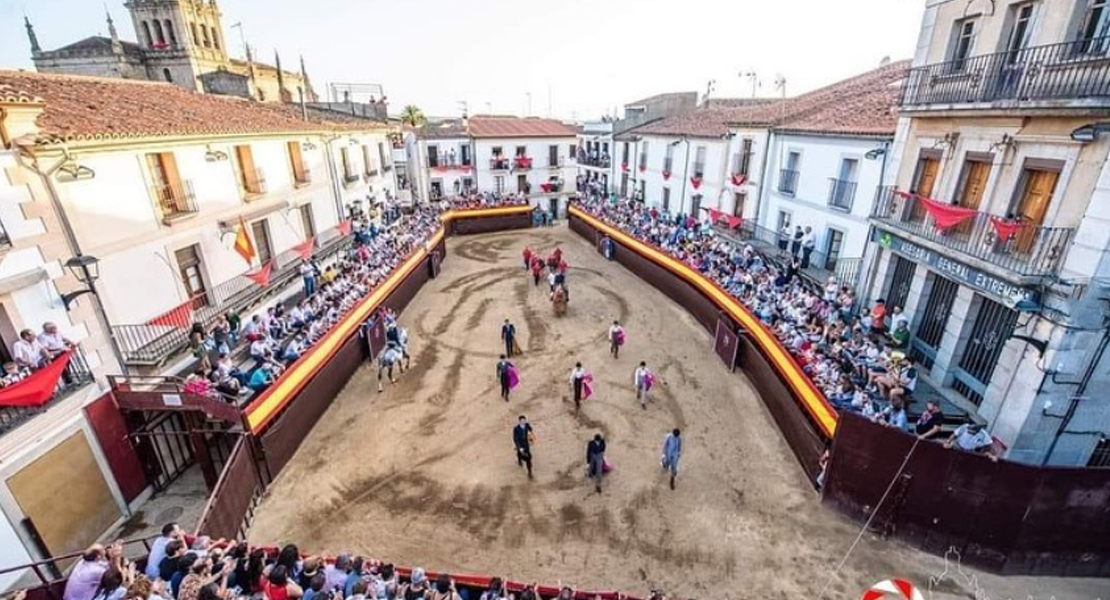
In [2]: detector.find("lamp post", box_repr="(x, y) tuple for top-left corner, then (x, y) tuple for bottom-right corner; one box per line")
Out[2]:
(62, 254), (128, 375)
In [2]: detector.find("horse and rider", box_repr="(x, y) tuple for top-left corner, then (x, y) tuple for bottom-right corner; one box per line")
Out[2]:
(378, 311), (411, 392)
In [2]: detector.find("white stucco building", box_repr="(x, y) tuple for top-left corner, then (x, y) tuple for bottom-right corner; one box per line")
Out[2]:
(867, 0), (1110, 466)
(576, 119), (614, 196)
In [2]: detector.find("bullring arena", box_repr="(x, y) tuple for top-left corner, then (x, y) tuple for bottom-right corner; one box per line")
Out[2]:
(245, 216), (1104, 600)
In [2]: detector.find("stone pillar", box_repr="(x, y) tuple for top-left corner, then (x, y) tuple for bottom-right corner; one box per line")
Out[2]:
(931, 285), (977, 385)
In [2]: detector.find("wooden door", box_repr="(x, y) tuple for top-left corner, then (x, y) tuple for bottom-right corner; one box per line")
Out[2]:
(1013, 170), (1058, 253)
(959, 161), (991, 210)
(909, 156), (940, 221)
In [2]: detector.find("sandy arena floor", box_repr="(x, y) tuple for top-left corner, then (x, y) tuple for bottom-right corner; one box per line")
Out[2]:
(249, 225), (1106, 600)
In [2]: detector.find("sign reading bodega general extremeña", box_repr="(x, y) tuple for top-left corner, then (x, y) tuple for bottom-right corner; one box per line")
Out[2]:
(873, 229), (1039, 308)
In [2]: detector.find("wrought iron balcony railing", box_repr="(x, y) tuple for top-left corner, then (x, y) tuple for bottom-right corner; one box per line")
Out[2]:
(778, 169), (799, 195)
(870, 186), (1075, 278)
(827, 178), (857, 211)
(901, 37), (1110, 108)
(152, 180), (198, 222)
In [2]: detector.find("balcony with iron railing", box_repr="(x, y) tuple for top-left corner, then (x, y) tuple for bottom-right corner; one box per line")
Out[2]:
(111, 224), (351, 366)
(577, 153), (611, 169)
(490, 157), (511, 171)
(713, 220), (863, 290)
(901, 37), (1110, 111)
(513, 156), (533, 170)
(152, 180), (199, 224)
(778, 169), (799, 195)
(0, 347), (95, 437)
(240, 168), (267, 199)
(870, 186), (1075, 280)
(827, 178), (857, 212)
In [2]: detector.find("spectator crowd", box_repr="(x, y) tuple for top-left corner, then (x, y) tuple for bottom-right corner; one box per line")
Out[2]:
(49, 524), (665, 600)
(573, 195), (996, 460)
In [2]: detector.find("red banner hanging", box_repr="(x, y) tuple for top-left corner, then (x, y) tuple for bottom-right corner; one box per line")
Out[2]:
(731, 174), (747, 187)
(990, 217), (1025, 242)
(147, 298), (196, 328)
(726, 215), (743, 229)
(337, 219), (353, 236)
(918, 196), (978, 230)
(639, 165), (646, 173)
(621, 162), (629, 172)
(691, 176), (703, 190)
(0, 351), (72, 408)
(662, 171), (671, 180)
(246, 261), (273, 287)
(540, 182), (554, 193)
(294, 236), (316, 260)
(708, 208), (724, 223)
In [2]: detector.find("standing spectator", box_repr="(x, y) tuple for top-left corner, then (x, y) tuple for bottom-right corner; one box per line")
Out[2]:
(500, 319), (517, 357)
(891, 306), (910, 331)
(661, 429), (683, 490)
(145, 523), (182, 579)
(301, 260), (318, 297)
(800, 226), (816, 269)
(586, 433), (607, 494)
(870, 298), (888, 338)
(790, 226), (804, 258)
(64, 542), (121, 600)
(915, 400), (945, 440)
(512, 415), (534, 479)
(158, 540), (187, 582)
(12, 329), (50, 370)
(38, 322), (75, 359)
(778, 222), (792, 255)
(495, 355), (514, 402)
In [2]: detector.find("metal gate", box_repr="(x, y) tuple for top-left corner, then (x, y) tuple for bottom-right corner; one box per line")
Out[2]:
(128, 412), (195, 491)
(886, 255), (916, 311)
(911, 275), (959, 370)
(954, 296), (1018, 406)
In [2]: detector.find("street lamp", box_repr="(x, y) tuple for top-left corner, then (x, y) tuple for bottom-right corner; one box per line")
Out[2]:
(62, 254), (101, 310)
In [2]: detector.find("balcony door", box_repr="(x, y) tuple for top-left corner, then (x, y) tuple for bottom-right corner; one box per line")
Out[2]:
(824, 228), (844, 271)
(146, 152), (182, 215)
(251, 220), (273, 266)
(952, 157), (991, 236)
(427, 145), (439, 168)
(1012, 167), (1059, 253)
(909, 152), (941, 222)
(175, 245), (208, 303)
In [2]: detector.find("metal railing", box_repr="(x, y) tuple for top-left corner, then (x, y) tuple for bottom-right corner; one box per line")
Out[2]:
(778, 169), (799, 195)
(715, 221), (863, 289)
(901, 37), (1110, 108)
(110, 225), (350, 365)
(663, 158), (673, 174)
(241, 168), (267, 197)
(693, 164), (705, 179)
(577, 154), (611, 168)
(0, 347), (95, 436)
(827, 178), (857, 211)
(490, 157), (511, 171)
(0, 534), (157, 591)
(152, 180), (198, 222)
(513, 156), (533, 170)
(871, 186), (1075, 278)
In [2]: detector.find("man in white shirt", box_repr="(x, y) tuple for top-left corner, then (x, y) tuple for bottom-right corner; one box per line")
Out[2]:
(38, 322), (74, 358)
(800, 226), (816, 268)
(12, 329), (50, 369)
(633, 361), (652, 409)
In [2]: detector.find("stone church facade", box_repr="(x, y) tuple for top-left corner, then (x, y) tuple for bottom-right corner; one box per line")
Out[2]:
(25, 0), (316, 103)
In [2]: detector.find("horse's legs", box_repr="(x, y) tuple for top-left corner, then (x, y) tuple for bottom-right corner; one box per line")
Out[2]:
(377, 365), (384, 392)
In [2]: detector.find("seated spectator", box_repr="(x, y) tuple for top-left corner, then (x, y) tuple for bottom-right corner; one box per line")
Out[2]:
(249, 363), (277, 392)
(945, 422), (999, 461)
(915, 400), (944, 440)
(0, 362), (31, 387)
(888, 322), (911, 350)
(873, 399), (908, 430)
(182, 370), (216, 398)
(64, 542), (122, 600)
(158, 540), (187, 582)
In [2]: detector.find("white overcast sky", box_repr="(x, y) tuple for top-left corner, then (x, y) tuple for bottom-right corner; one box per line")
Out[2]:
(0, 0), (925, 120)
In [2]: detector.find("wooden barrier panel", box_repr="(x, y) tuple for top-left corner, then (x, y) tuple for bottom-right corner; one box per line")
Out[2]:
(824, 413), (1110, 576)
(193, 437), (263, 539)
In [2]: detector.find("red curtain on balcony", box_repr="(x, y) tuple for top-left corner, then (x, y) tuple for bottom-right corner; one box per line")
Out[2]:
(989, 217), (1025, 242)
(337, 219), (353, 236)
(917, 195), (977, 230)
(246, 261), (273, 287)
(0, 351), (72, 408)
(147, 299), (196, 328)
(690, 177), (703, 190)
(294, 236), (316, 260)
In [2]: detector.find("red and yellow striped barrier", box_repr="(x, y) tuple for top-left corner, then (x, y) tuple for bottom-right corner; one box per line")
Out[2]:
(570, 205), (838, 438)
(244, 205), (531, 434)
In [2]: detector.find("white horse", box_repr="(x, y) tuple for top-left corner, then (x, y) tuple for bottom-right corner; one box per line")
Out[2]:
(377, 325), (411, 392)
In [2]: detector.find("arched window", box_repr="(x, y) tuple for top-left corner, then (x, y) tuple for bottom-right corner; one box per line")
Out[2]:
(152, 20), (165, 46)
(190, 22), (199, 46)
(164, 20), (177, 47)
(201, 25), (211, 47)
(141, 21), (153, 47)
(163, 68), (173, 82)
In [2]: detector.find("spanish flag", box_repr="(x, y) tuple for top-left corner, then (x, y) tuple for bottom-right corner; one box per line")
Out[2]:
(234, 216), (256, 265)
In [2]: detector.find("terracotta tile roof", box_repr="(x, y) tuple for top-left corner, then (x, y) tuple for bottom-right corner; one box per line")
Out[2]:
(468, 116), (577, 138)
(0, 70), (384, 146)
(634, 61), (908, 139)
(0, 83), (44, 105)
(767, 60), (909, 136)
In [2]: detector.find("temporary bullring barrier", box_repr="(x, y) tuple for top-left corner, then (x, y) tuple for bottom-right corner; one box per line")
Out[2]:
(567, 204), (1110, 577)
